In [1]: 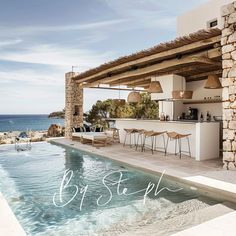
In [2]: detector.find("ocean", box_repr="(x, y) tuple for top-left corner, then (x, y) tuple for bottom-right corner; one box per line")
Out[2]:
(0, 115), (64, 132)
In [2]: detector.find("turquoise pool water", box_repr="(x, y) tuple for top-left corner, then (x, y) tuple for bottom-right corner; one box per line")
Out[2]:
(0, 142), (219, 235)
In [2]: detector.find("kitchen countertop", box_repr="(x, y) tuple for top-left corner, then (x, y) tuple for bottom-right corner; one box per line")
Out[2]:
(109, 118), (220, 124)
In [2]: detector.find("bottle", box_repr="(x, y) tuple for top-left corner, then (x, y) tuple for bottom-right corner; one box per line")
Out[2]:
(206, 111), (211, 122)
(200, 113), (204, 122)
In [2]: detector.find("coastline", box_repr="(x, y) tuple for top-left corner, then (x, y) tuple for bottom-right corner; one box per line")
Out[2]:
(0, 130), (47, 145)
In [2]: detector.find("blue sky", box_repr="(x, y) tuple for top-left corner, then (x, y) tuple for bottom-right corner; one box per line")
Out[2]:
(0, 0), (208, 114)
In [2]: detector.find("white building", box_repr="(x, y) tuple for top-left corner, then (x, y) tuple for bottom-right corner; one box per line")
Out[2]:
(177, 0), (233, 36)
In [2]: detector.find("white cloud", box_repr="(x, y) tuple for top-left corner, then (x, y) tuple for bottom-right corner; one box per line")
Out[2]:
(0, 69), (64, 86)
(0, 39), (23, 47)
(0, 44), (115, 69)
(0, 19), (128, 37)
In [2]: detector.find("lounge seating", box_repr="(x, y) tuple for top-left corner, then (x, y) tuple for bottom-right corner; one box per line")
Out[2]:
(81, 132), (108, 147)
(71, 125), (104, 141)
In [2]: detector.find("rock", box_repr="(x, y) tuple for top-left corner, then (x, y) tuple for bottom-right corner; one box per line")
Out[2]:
(231, 50), (236, 60)
(232, 141), (236, 151)
(223, 101), (230, 109)
(229, 121), (236, 129)
(231, 100), (236, 108)
(221, 36), (228, 46)
(222, 26), (234, 37)
(228, 64), (236, 77)
(223, 53), (231, 59)
(229, 85), (236, 94)
(223, 121), (228, 129)
(228, 32), (236, 43)
(222, 87), (230, 101)
(223, 151), (235, 162)
(223, 68), (229, 78)
(47, 124), (62, 137)
(222, 44), (235, 54)
(229, 94), (236, 102)
(223, 140), (232, 151)
(228, 162), (236, 170)
(222, 77), (234, 87)
(223, 109), (233, 120)
(221, 3), (235, 16)
(223, 129), (235, 140)
(223, 59), (233, 68)
(228, 12), (236, 24)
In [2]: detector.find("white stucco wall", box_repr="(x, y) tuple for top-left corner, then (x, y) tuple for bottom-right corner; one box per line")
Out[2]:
(177, 0), (233, 36)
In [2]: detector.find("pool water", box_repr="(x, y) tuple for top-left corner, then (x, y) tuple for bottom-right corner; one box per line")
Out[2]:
(0, 142), (219, 236)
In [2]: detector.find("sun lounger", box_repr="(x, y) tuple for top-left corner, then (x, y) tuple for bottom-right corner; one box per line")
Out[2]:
(80, 132), (108, 147)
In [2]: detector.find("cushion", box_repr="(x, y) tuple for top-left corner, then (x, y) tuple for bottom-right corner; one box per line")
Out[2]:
(83, 124), (91, 132)
(95, 126), (103, 132)
(74, 127), (84, 132)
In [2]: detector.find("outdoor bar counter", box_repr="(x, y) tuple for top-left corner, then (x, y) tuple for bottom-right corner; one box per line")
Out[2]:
(114, 119), (220, 161)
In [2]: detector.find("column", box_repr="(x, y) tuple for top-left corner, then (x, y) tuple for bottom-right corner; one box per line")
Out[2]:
(65, 72), (83, 139)
(221, 1), (236, 170)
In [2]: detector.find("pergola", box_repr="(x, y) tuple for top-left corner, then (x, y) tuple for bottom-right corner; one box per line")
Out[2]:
(74, 28), (221, 89)
(65, 28), (222, 138)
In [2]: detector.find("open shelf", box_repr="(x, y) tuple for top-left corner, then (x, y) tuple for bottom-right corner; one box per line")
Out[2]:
(183, 99), (222, 104)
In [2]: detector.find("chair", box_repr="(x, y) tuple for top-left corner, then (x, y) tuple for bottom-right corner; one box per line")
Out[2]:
(135, 129), (146, 151)
(142, 131), (166, 154)
(165, 132), (191, 158)
(123, 128), (138, 147)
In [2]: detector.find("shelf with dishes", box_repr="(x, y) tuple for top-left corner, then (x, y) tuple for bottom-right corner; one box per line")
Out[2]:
(183, 99), (222, 104)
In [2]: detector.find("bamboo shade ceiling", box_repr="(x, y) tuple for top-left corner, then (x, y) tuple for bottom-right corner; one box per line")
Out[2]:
(74, 28), (222, 89)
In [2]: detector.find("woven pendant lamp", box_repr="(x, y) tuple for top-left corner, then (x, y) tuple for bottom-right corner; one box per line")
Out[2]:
(127, 91), (141, 103)
(204, 74), (222, 89)
(148, 81), (163, 93)
(172, 90), (193, 99)
(112, 79), (126, 106)
(172, 77), (193, 100)
(113, 99), (126, 106)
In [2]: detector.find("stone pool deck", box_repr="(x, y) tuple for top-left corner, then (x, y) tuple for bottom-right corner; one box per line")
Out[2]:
(51, 138), (236, 236)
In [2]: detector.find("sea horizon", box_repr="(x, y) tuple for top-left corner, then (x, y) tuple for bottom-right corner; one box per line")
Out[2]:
(0, 114), (64, 132)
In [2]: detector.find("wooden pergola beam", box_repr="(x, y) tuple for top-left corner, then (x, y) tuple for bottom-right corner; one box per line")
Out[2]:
(186, 69), (222, 81)
(109, 66), (204, 86)
(81, 48), (221, 88)
(192, 56), (222, 66)
(74, 36), (221, 84)
(87, 86), (145, 92)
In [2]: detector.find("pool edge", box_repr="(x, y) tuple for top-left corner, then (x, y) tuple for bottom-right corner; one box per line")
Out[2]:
(0, 192), (27, 236)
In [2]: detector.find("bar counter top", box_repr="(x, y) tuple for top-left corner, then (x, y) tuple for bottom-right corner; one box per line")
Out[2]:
(110, 118), (220, 124)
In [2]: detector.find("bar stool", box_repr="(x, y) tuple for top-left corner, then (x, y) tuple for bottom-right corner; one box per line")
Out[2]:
(165, 132), (191, 158)
(142, 131), (166, 154)
(135, 129), (146, 151)
(123, 128), (138, 147)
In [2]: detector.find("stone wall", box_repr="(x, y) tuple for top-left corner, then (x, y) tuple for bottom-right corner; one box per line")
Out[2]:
(221, 1), (236, 170)
(65, 72), (83, 138)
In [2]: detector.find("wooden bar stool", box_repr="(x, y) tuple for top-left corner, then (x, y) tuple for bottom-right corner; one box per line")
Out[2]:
(135, 129), (146, 151)
(142, 131), (166, 154)
(165, 132), (191, 158)
(123, 128), (138, 148)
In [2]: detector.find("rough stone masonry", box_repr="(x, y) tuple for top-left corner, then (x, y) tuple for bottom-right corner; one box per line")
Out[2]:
(65, 72), (83, 138)
(221, 1), (236, 170)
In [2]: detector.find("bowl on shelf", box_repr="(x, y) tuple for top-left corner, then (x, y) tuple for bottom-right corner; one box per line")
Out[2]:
(213, 116), (222, 121)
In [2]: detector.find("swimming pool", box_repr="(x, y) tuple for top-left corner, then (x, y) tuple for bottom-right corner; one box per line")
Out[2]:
(0, 142), (221, 235)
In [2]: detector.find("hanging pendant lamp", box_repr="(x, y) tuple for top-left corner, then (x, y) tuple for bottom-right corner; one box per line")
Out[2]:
(148, 81), (163, 93)
(127, 91), (141, 103)
(172, 77), (193, 100)
(204, 74), (222, 89)
(113, 80), (126, 106)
